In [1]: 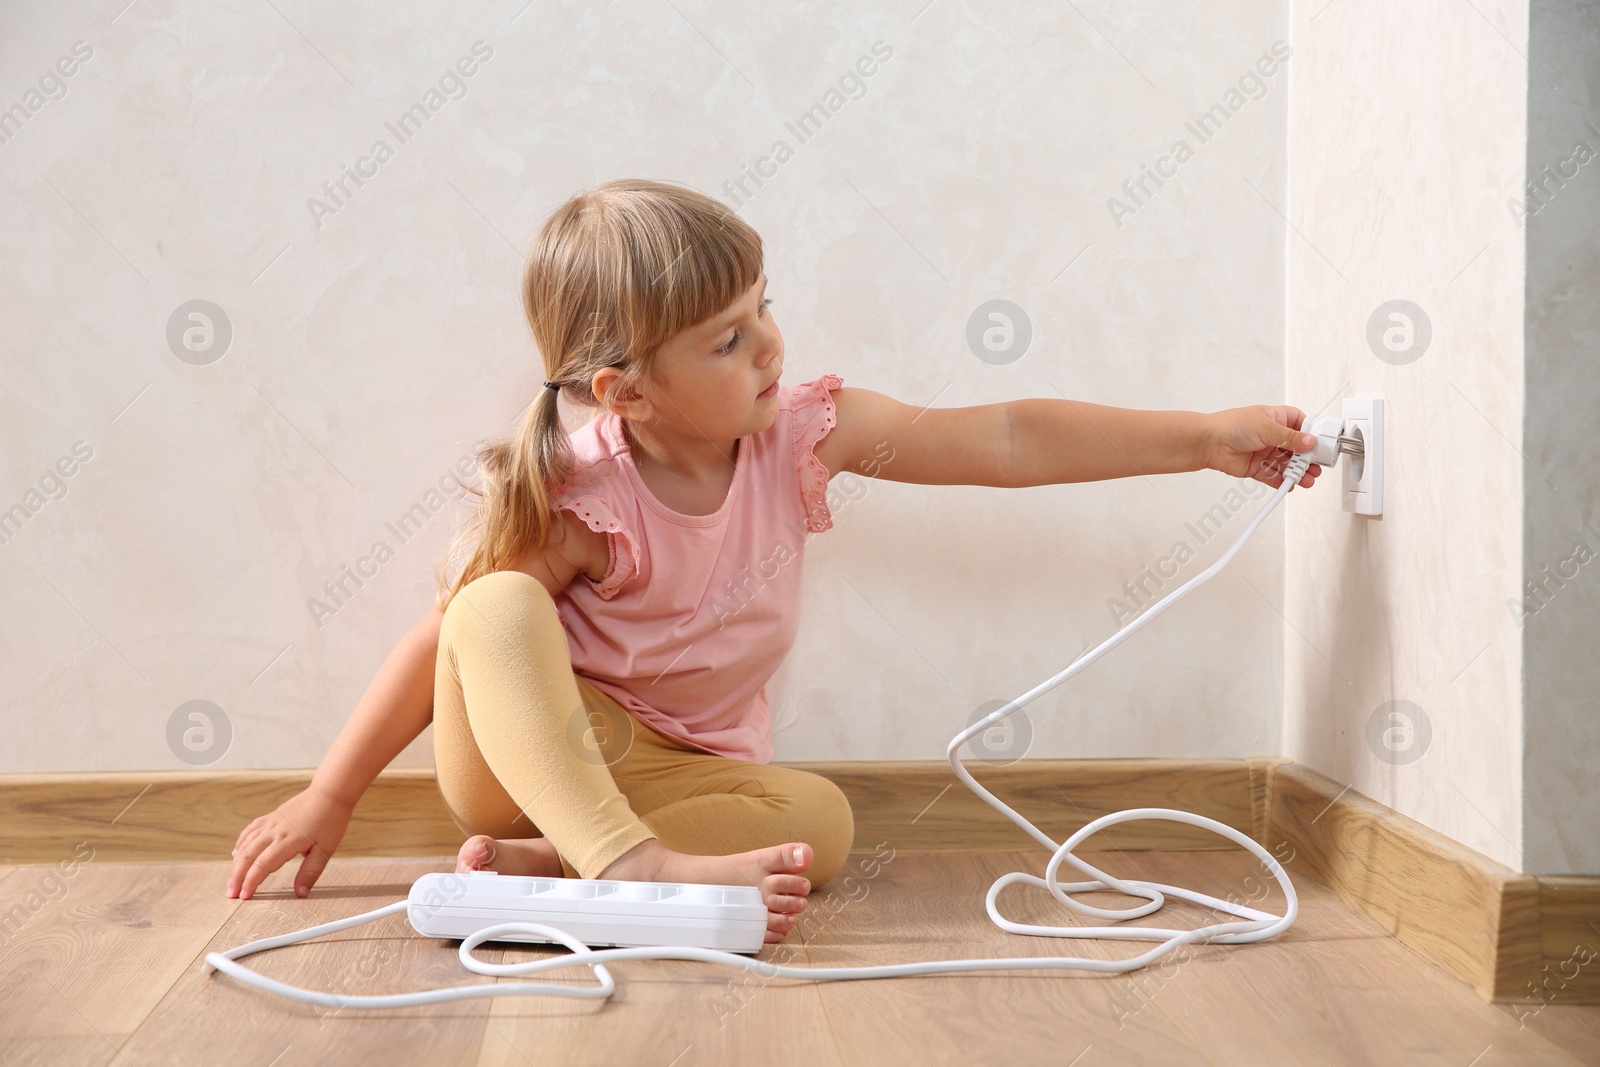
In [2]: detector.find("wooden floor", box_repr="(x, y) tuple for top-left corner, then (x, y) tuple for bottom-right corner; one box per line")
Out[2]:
(2, 849), (1597, 1066)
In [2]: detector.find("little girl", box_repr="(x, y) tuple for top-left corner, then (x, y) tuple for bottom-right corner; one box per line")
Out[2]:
(225, 178), (1323, 946)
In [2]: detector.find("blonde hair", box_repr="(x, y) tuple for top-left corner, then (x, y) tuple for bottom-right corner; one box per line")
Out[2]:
(434, 178), (764, 611)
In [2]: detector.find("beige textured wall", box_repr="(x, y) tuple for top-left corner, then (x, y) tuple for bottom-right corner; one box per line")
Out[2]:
(1282, 0), (1531, 871)
(1, 3), (1296, 774)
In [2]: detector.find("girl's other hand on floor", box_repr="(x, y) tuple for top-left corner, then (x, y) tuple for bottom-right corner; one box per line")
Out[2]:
(225, 784), (354, 900)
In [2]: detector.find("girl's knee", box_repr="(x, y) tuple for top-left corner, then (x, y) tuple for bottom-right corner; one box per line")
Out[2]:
(441, 569), (559, 645)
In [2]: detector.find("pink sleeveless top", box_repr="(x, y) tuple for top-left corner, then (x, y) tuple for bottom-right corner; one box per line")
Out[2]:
(549, 373), (844, 764)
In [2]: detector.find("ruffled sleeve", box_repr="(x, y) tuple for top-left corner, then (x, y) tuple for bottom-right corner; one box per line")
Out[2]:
(557, 495), (641, 599)
(791, 373), (844, 533)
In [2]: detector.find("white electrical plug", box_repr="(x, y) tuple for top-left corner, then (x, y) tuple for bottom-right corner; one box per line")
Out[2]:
(1298, 400), (1384, 516)
(1301, 412), (1346, 469)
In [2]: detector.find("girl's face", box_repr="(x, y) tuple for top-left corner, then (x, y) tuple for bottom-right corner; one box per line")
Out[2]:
(639, 273), (783, 444)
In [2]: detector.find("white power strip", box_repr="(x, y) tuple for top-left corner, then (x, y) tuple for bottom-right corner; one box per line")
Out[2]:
(407, 870), (767, 954)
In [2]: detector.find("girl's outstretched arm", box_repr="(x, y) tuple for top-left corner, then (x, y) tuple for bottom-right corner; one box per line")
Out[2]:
(819, 387), (1322, 490)
(1004, 397), (1322, 487)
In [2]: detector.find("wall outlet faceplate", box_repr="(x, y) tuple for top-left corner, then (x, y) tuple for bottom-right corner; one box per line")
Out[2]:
(1341, 397), (1384, 516)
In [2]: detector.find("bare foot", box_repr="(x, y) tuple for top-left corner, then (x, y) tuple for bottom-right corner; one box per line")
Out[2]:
(601, 839), (815, 944)
(455, 834), (564, 878)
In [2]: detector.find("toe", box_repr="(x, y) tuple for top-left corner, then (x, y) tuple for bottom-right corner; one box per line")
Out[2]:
(766, 910), (800, 940)
(766, 873), (811, 898)
(765, 890), (807, 915)
(455, 835), (495, 873)
(765, 842), (812, 876)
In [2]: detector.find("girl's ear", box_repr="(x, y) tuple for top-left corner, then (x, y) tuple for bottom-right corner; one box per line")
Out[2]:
(592, 368), (655, 422)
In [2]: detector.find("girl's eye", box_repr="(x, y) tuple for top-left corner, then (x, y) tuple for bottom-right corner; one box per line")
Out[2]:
(715, 298), (774, 355)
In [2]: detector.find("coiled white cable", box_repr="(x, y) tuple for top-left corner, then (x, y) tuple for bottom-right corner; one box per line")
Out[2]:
(205, 453), (1313, 1008)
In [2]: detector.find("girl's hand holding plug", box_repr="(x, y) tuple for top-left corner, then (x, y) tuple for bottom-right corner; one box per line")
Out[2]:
(1200, 405), (1323, 489)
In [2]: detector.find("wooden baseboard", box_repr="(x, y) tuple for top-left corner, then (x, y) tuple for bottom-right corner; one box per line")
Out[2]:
(1264, 761), (1597, 1006)
(0, 757), (1594, 1005)
(0, 758), (1267, 865)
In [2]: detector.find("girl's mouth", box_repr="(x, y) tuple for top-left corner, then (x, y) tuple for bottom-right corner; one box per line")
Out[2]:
(757, 379), (779, 398)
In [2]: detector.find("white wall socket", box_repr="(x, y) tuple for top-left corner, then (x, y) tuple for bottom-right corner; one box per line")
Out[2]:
(1341, 397), (1384, 516)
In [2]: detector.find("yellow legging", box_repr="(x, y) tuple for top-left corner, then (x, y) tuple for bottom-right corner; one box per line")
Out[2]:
(432, 569), (855, 887)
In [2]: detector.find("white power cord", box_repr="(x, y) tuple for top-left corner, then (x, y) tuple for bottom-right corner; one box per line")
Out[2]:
(205, 452), (1314, 1008)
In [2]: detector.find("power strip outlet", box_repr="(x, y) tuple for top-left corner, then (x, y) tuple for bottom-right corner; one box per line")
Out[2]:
(407, 871), (768, 954)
